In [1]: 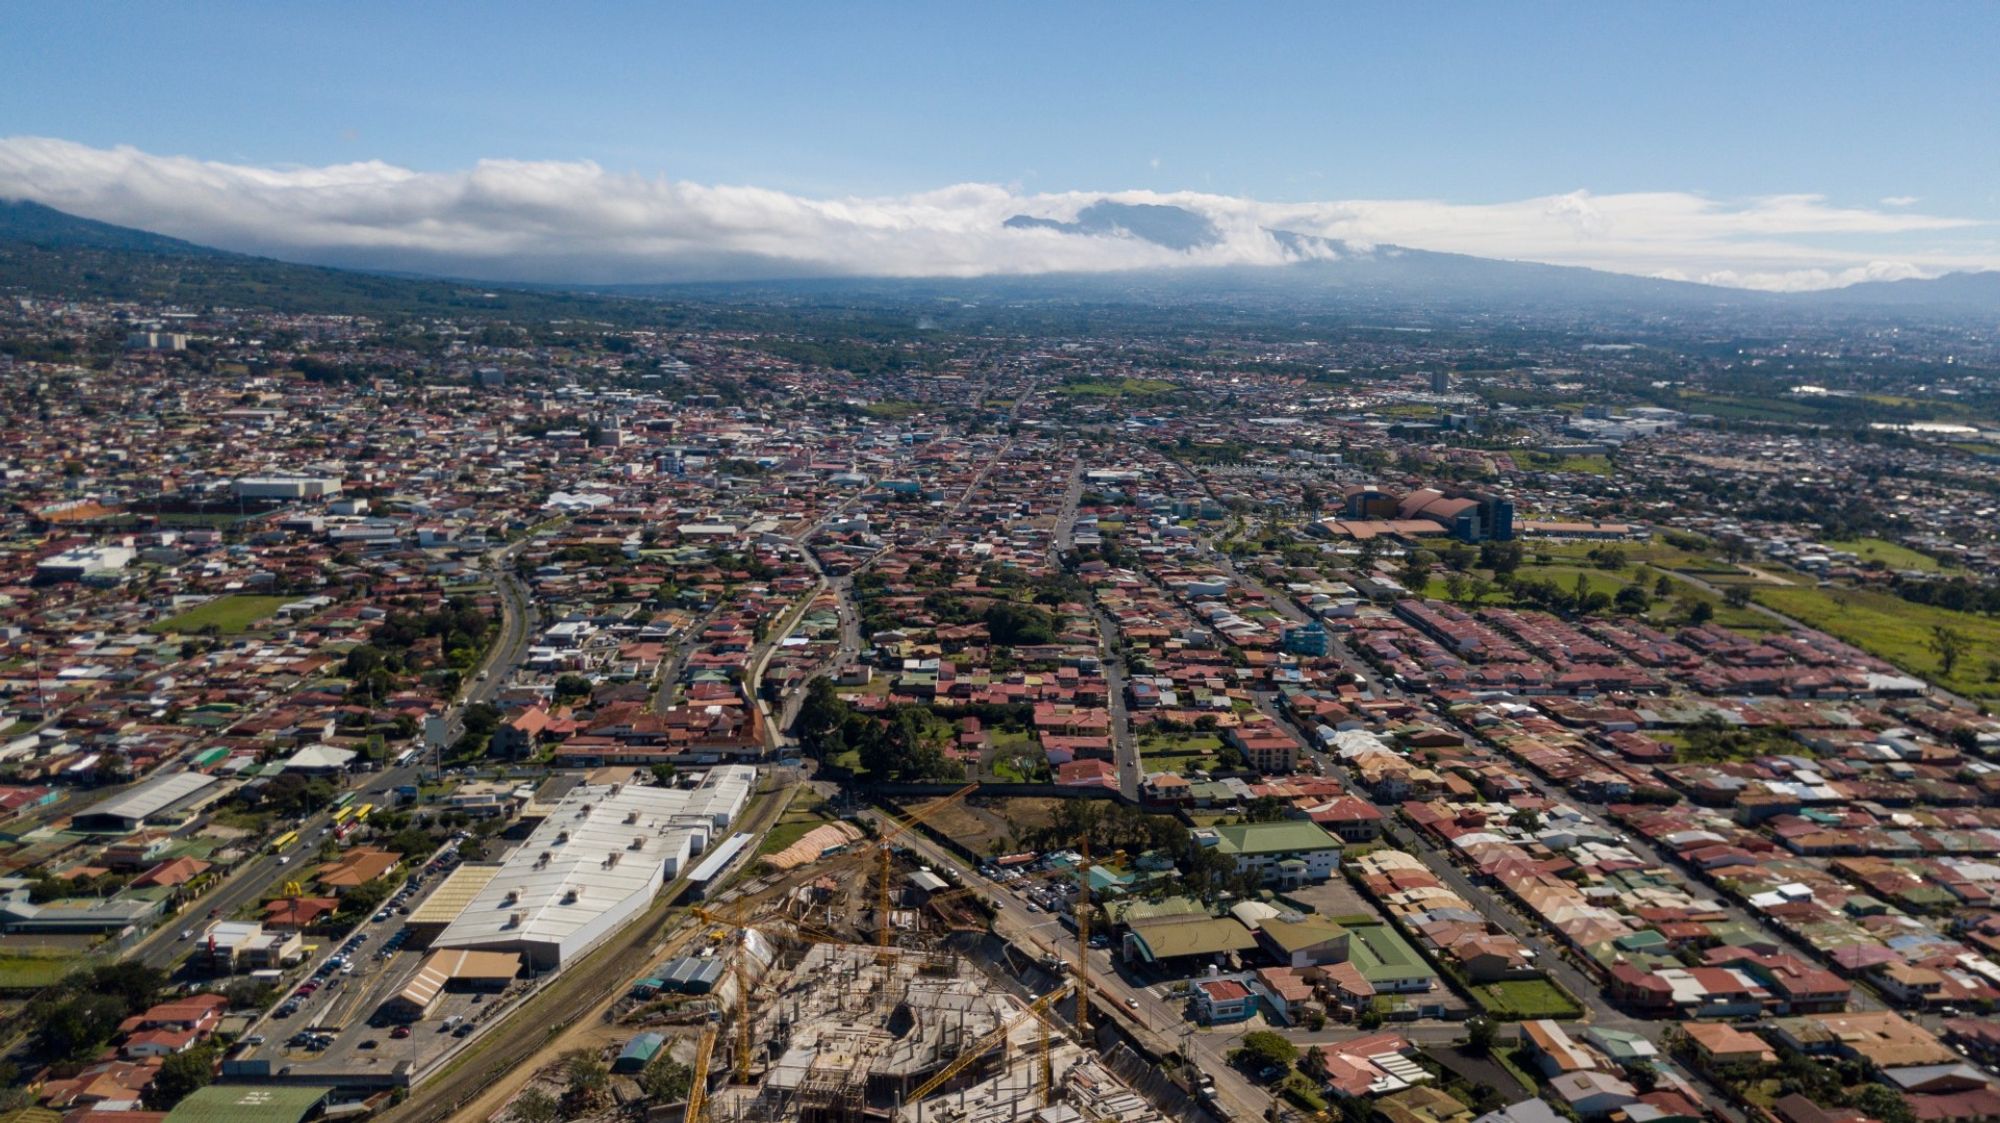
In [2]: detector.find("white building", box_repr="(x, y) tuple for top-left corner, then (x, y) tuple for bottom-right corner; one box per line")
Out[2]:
(431, 767), (754, 970)
(36, 545), (136, 582)
(232, 476), (343, 500)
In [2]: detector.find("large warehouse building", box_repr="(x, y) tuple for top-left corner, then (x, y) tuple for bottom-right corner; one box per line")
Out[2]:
(71, 771), (220, 833)
(429, 767), (754, 970)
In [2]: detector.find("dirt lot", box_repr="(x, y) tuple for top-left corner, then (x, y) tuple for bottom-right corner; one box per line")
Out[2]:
(1284, 877), (1383, 924)
(914, 796), (1065, 858)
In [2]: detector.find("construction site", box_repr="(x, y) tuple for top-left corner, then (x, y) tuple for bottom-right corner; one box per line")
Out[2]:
(485, 785), (1180, 1123)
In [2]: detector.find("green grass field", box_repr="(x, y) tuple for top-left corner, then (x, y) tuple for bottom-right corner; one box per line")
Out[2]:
(756, 787), (838, 857)
(1512, 451), (1613, 476)
(1822, 537), (1947, 572)
(1648, 573), (1779, 633)
(1753, 584), (2000, 696)
(1469, 978), (1583, 1020)
(864, 399), (926, 418)
(148, 594), (295, 635)
(1054, 377), (1177, 398)
(0, 952), (82, 991)
(1138, 732), (1224, 771)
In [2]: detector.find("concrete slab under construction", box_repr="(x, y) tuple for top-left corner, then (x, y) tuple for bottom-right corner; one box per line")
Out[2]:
(694, 938), (1173, 1123)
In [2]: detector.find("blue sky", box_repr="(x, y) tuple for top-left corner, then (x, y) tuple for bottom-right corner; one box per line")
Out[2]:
(2, 3), (1996, 287)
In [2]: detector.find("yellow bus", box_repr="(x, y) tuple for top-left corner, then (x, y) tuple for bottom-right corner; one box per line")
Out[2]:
(353, 803), (373, 823)
(331, 807), (353, 826)
(269, 830), (299, 854)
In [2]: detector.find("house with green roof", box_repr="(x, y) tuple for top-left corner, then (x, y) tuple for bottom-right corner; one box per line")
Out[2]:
(1122, 916), (1260, 966)
(1194, 820), (1342, 887)
(165, 1085), (331, 1123)
(1256, 916), (1352, 967)
(1345, 923), (1436, 994)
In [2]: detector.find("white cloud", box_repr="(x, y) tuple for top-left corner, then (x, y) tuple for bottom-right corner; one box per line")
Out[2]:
(1692, 261), (1935, 293)
(1881, 195), (1920, 207)
(0, 136), (1992, 291)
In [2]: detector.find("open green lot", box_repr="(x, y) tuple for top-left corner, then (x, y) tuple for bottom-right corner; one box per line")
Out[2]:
(1054, 377), (1177, 398)
(1753, 584), (2000, 696)
(1511, 451), (1613, 476)
(1468, 978), (1583, 1020)
(0, 951), (82, 991)
(148, 594), (295, 635)
(1138, 732), (1225, 771)
(1822, 537), (1947, 572)
(756, 786), (838, 857)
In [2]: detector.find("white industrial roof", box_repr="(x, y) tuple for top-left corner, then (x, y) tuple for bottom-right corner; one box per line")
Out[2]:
(83, 771), (217, 823)
(434, 772), (752, 953)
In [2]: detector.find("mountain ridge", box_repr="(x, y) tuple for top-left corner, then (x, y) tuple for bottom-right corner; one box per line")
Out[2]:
(2, 197), (1995, 320)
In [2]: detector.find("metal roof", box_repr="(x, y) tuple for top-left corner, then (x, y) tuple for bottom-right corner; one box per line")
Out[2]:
(76, 771), (217, 826)
(433, 770), (753, 958)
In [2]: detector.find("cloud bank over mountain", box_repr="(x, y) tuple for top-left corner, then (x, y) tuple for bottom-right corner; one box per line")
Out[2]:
(0, 136), (1990, 291)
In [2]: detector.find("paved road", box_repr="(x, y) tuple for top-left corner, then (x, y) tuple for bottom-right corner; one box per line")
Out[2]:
(132, 764), (425, 971)
(1052, 458), (1143, 800)
(875, 811), (1272, 1122)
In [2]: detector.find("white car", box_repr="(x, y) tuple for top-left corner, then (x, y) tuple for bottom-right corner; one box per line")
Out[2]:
(277, 855), (291, 865)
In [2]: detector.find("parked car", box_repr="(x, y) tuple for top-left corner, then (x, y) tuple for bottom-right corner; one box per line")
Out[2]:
(390, 1025), (412, 1039)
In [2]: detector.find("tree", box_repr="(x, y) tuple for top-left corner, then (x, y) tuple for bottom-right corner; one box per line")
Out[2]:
(1443, 573), (1471, 605)
(1399, 552), (1434, 596)
(509, 1087), (560, 1123)
(1932, 625), (1969, 679)
(1654, 575), (1673, 597)
(796, 676), (851, 754)
(1849, 1084), (1915, 1123)
(553, 674), (594, 704)
(639, 1057), (695, 1102)
(1479, 540), (1523, 577)
(1684, 598), (1714, 626)
(38, 992), (128, 1060)
(1613, 584), (1651, 615)
(1463, 1016), (1497, 1056)
(1723, 585), (1752, 610)
(1356, 537), (1383, 571)
(144, 1045), (216, 1109)
(564, 1050), (610, 1111)
(983, 601), (1056, 647)
(1234, 1030), (1298, 1071)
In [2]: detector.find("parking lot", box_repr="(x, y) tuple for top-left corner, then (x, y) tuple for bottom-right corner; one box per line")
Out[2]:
(234, 841), (507, 1083)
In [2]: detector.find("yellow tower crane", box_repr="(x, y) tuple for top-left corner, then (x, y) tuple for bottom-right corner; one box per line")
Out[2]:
(902, 982), (1075, 1103)
(690, 904), (774, 1084)
(872, 782), (978, 954)
(684, 1024), (719, 1122)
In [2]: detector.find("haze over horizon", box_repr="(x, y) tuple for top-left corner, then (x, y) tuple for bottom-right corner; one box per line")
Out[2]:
(2, 2), (1997, 290)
